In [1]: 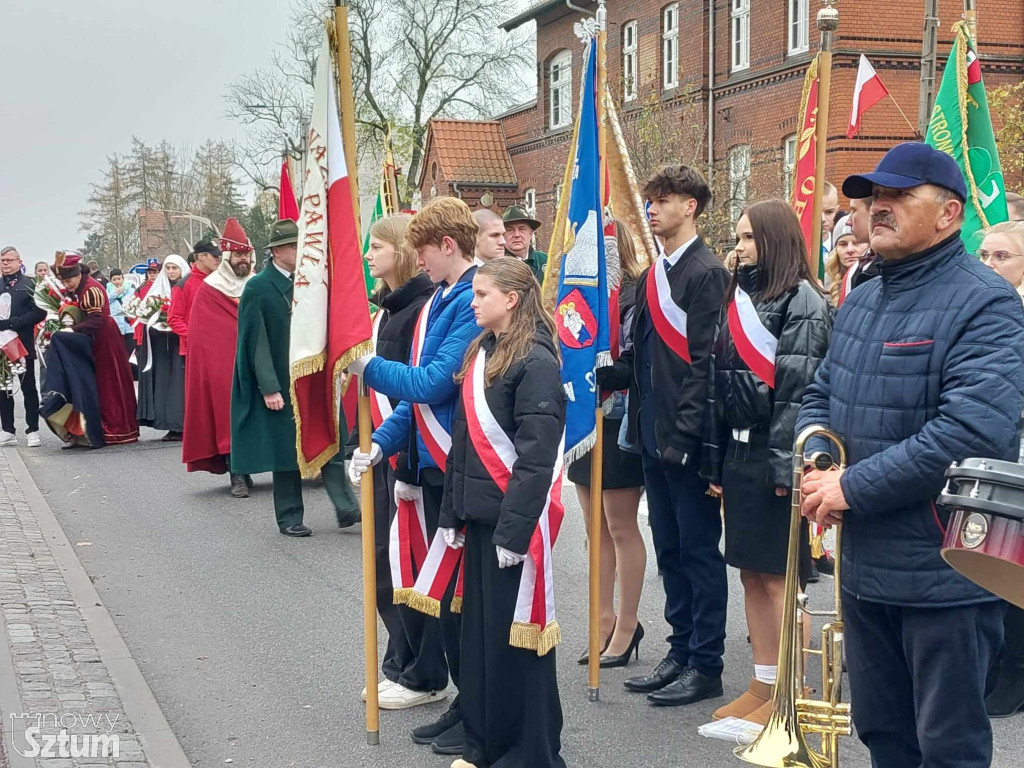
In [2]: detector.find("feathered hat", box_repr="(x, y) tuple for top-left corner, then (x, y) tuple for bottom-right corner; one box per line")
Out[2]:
(54, 250), (86, 279)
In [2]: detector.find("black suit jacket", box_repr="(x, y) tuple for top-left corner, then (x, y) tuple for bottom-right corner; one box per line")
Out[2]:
(0, 273), (45, 359)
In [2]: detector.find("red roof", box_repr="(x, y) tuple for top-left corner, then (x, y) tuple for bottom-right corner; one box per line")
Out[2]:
(421, 120), (517, 187)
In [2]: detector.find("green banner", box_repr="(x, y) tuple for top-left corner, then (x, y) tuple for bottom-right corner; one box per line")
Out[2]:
(360, 187), (384, 298)
(925, 22), (1008, 250)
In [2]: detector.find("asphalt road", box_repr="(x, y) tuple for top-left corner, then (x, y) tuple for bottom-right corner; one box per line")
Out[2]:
(16, 426), (1024, 768)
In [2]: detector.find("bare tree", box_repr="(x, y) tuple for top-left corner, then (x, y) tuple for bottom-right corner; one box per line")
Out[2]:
(80, 156), (138, 270)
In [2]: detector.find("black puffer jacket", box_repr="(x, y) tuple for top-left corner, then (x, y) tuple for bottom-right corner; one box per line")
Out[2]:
(347, 272), (434, 481)
(438, 325), (566, 555)
(701, 265), (831, 488)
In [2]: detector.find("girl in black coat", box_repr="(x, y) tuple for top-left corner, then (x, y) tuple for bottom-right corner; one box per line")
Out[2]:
(439, 257), (567, 768)
(348, 214), (448, 708)
(700, 199), (831, 725)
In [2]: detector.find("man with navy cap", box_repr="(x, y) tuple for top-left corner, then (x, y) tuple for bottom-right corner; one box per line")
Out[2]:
(797, 142), (1024, 768)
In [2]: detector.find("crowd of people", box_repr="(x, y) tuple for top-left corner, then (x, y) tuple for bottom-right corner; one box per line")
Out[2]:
(2, 140), (1023, 768)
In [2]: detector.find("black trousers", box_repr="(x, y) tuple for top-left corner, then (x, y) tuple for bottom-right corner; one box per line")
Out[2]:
(641, 451), (728, 676)
(372, 462), (449, 691)
(844, 593), (1005, 768)
(420, 467), (462, 698)
(0, 359), (39, 434)
(461, 520), (565, 768)
(271, 455), (357, 530)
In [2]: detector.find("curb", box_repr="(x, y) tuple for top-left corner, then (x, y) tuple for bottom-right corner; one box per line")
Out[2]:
(4, 447), (192, 768)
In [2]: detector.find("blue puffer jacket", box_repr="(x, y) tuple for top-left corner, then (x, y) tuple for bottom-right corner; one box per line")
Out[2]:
(797, 234), (1024, 607)
(363, 266), (479, 474)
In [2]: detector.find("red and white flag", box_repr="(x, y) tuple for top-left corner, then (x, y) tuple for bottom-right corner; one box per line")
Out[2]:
(289, 35), (373, 476)
(278, 157), (299, 222)
(727, 286), (778, 389)
(847, 54), (890, 138)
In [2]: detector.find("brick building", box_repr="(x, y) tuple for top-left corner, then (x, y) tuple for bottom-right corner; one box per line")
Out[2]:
(418, 0), (1024, 239)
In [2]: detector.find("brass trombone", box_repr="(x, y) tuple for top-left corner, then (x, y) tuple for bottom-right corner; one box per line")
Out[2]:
(735, 425), (852, 768)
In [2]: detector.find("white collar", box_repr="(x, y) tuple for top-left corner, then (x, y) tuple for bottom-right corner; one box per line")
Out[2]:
(272, 260), (292, 280)
(664, 235), (698, 268)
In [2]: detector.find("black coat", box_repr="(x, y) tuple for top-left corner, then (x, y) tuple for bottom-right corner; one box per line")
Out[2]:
(347, 273), (434, 481)
(0, 273), (45, 359)
(700, 266), (832, 488)
(438, 326), (566, 555)
(598, 236), (729, 463)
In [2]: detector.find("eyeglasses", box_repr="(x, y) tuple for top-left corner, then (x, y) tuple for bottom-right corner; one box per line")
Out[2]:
(977, 249), (1024, 263)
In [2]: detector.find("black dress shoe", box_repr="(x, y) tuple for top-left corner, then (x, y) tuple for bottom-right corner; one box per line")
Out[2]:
(230, 474), (249, 498)
(647, 666), (723, 707)
(411, 702), (461, 744)
(280, 524), (312, 537)
(577, 626), (614, 665)
(623, 657), (683, 693)
(987, 665), (1024, 718)
(600, 622), (644, 668)
(430, 720), (465, 755)
(335, 509), (360, 529)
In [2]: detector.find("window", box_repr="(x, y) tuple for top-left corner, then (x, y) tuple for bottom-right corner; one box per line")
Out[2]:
(788, 0), (809, 55)
(729, 145), (751, 222)
(623, 20), (638, 101)
(731, 0), (750, 72)
(524, 188), (537, 218)
(549, 50), (572, 131)
(554, 183), (564, 211)
(662, 5), (679, 90)
(782, 134), (798, 201)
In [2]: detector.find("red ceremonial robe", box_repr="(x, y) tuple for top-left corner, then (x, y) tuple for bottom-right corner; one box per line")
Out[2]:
(73, 276), (139, 445)
(181, 281), (240, 473)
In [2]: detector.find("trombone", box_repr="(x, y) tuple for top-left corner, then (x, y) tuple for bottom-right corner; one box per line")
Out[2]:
(735, 425), (852, 768)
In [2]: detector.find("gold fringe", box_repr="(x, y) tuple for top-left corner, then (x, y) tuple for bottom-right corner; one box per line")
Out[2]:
(810, 532), (825, 560)
(392, 587), (414, 606)
(403, 591), (441, 618)
(509, 621), (563, 657)
(791, 57), (819, 209)
(950, 22), (991, 231)
(450, 596), (463, 614)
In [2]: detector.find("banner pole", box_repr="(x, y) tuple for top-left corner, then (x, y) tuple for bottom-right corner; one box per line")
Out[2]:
(810, 2), (838, 277)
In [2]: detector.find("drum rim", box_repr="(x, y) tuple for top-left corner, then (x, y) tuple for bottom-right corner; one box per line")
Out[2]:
(936, 493), (1024, 522)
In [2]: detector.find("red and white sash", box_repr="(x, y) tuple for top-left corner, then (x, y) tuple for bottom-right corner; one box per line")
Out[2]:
(368, 310), (397, 469)
(727, 286), (778, 389)
(838, 261), (859, 307)
(645, 256), (691, 362)
(410, 290), (452, 468)
(463, 348), (565, 655)
(406, 526), (464, 618)
(390, 487), (430, 604)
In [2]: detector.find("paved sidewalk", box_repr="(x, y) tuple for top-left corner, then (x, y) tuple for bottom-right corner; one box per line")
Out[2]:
(0, 447), (189, 768)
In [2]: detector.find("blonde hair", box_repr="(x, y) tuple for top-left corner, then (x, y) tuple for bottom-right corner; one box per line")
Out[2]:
(611, 218), (643, 282)
(369, 213), (418, 288)
(982, 221), (1024, 257)
(455, 257), (559, 387)
(407, 197), (478, 260)
(824, 233), (859, 306)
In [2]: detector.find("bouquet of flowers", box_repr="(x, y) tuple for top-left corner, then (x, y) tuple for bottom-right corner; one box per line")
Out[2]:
(35, 297), (82, 356)
(137, 292), (171, 330)
(0, 293), (29, 393)
(122, 293), (143, 320)
(33, 273), (68, 315)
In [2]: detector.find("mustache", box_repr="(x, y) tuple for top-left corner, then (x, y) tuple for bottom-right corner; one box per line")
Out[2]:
(871, 213), (897, 230)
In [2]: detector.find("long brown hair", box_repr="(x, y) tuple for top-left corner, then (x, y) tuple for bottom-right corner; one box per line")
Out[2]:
(455, 257), (560, 387)
(727, 199), (822, 303)
(611, 218), (643, 283)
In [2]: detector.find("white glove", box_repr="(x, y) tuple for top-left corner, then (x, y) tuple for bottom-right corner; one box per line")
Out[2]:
(394, 480), (420, 503)
(440, 527), (465, 549)
(346, 353), (375, 377)
(348, 443), (382, 483)
(496, 546), (527, 569)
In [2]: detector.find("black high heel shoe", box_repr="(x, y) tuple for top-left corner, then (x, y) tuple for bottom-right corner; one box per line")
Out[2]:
(577, 624), (615, 665)
(598, 622), (644, 669)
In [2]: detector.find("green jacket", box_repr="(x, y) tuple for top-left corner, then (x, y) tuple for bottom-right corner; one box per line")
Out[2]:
(230, 265), (298, 474)
(506, 246), (548, 283)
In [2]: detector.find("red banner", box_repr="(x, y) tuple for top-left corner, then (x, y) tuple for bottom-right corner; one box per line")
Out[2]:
(790, 57), (819, 268)
(279, 158), (299, 222)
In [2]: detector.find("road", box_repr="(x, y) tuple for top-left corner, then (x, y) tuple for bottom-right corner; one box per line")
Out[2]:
(15, 426), (1024, 768)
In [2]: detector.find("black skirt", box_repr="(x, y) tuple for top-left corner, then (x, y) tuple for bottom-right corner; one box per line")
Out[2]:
(721, 428), (811, 579)
(136, 329), (185, 431)
(567, 417), (645, 490)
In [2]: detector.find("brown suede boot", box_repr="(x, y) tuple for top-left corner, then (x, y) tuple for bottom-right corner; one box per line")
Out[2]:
(744, 696), (774, 726)
(712, 678), (773, 721)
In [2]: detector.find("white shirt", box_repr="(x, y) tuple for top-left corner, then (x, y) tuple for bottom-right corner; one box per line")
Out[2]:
(664, 235), (699, 268)
(272, 261), (292, 280)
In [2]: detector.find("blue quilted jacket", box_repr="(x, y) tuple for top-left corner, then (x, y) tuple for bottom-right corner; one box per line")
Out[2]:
(363, 266), (479, 474)
(797, 234), (1024, 606)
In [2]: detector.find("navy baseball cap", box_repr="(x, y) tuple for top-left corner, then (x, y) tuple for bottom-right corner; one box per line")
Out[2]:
(842, 142), (967, 202)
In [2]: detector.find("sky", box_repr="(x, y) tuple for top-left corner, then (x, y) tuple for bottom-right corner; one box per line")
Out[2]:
(0, 0), (294, 262)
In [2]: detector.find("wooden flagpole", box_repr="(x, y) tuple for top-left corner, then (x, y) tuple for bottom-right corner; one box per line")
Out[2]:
(587, 0), (608, 704)
(809, 2), (838, 276)
(333, 0), (379, 746)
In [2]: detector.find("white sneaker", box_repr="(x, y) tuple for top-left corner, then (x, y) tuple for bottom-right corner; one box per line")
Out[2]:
(0, 432), (17, 447)
(26, 432), (40, 448)
(451, 761), (479, 768)
(378, 683), (444, 710)
(360, 678), (396, 702)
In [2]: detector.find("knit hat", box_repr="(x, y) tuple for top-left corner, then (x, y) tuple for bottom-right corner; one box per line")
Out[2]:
(219, 218), (252, 253)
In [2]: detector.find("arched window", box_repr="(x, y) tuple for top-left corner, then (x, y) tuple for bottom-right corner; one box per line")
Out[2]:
(549, 51), (572, 131)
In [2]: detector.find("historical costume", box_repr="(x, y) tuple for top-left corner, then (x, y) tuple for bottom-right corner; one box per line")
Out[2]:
(53, 253), (138, 445)
(168, 240), (220, 358)
(229, 219), (358, 534)
(182, 219), (253, 482)
(137, 255), (189, 437)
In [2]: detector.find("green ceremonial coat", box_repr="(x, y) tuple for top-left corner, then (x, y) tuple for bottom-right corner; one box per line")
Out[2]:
(229, 264), (299, 474)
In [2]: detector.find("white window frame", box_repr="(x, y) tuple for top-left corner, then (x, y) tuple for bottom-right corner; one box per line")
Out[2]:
(623, 20), (638, 101)
(729, 145), (751, 222)
(549, 50), (572, 131)
(788, 0), (809, 55)
(662, 4), (679, 90)
(524, 188), (537, 218)
(782, 134), (798, 201)
(731, 0), (750, 72)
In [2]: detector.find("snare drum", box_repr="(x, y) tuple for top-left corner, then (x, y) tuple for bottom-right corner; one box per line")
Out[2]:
(938, 458), (1024, 609)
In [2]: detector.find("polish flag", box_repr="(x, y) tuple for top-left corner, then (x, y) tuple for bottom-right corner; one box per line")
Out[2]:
(278, 158), (299, 222)
(847, 55), (890, 138)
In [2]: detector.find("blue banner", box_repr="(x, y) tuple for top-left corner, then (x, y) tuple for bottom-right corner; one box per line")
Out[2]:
(554, 39), (609, 462)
